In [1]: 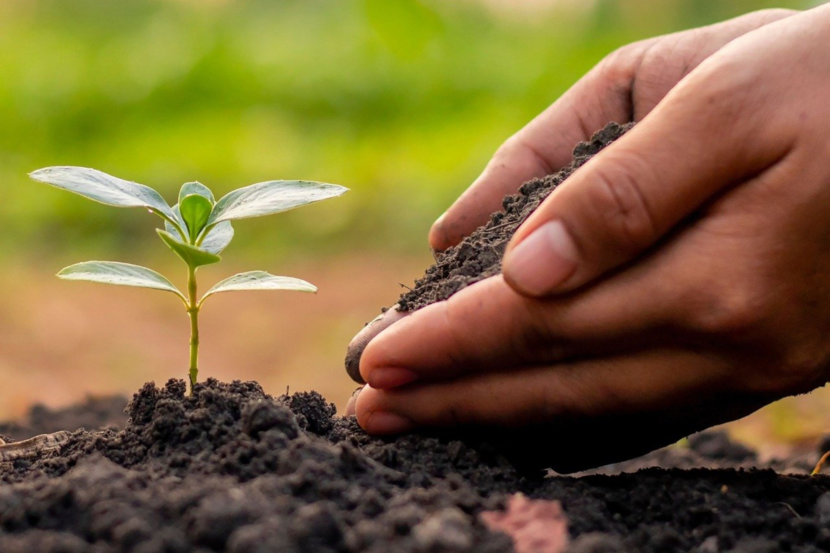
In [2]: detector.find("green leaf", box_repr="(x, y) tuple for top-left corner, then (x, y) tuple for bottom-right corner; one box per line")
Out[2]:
(166, 205), (233, 255)
(57, 261), (184, 300)
(201, 271), (316, 303)
(157, 229), (221, 268)
(30, 166), (176, 222)
(180, 194), (213, 242)
(178, 181), (214, 205)
(200, 221), (234, 255)
(165, 204), (187, 241)
(208, 180), (348, 225)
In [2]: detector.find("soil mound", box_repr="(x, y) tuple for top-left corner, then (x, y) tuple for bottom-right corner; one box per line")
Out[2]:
(1, 379), (830, 553)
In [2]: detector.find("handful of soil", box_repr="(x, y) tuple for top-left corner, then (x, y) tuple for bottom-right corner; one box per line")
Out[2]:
(346, 122), (632, 382)
(398, 121), (632, 311)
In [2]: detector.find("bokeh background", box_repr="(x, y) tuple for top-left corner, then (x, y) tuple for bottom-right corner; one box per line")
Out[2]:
(0, 0), (825, 456)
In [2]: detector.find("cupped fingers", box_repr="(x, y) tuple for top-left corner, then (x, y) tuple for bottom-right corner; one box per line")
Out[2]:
(357, 349), (724, 432)
(356, 349), (762, 471)
(358, 262), (678, 389)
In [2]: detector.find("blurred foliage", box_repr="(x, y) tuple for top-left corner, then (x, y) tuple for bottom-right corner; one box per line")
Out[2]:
(0, 0), (813, 264)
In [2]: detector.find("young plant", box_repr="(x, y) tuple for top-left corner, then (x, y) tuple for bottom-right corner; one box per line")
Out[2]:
(30, 167), (348, 392)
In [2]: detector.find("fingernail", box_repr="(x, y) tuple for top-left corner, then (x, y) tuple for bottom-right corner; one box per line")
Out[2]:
(345, 306), (407, 384)
(365, 411), (414, 435)
(429, 212), (449, 251)
(344, 386), (362, 417)
(504, 220), (578, 296)
(367, 367), (418, 389)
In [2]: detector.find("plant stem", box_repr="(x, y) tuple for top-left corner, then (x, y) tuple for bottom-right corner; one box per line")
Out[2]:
(187, 265), (200, 393)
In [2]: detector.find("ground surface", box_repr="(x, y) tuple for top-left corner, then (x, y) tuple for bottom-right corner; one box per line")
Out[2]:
(1, 380), (830, 553)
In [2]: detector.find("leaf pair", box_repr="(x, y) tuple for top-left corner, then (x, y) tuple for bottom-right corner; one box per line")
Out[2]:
(31, 166), (347, 269)
(30, 166), (348, 298)
(57, 262), (317, 307)
(30, 166), (348, 228)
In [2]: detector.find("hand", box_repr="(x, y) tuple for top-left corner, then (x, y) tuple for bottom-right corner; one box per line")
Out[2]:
(352, 6), (830, 472)
(345, 8), (798, 383)
(427, 8), (797, 253)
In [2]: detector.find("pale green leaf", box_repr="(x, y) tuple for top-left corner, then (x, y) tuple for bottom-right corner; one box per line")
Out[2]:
(157, 229), (221, 268)
(165, 204), (186, 241)
(165, 205), (233, 254)
(201, 271), (316, 303)
(57, 261), (184, 300)
(200, 221), (234, 254)
(30, 166), (176, 221)
(180, 194), (213, 241)
(208, 180), (348, 224)
(178, 181), (214, 205)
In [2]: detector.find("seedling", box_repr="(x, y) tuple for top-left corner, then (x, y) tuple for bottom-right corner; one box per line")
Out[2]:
(30, 167), (348, 392)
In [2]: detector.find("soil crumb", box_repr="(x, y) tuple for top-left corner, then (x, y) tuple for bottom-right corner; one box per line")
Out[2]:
(1, 379), (829, 553)
(398, 122), (632, 311)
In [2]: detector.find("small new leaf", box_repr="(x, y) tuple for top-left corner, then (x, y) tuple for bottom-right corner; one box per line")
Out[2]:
(30, 166), (177, 222)
(208, 180), (348, 225)
(179, 181), (214, 205)
(165, 204), (187, 242)
(180, 194), (213, 241)
(157, 229), (221, 268)
(167, 205), (234, 254)
(201, 271), (316, 304)
(58, 261), (184, 300)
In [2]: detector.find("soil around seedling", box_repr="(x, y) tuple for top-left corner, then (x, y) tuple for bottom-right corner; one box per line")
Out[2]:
(1, 379), (830, 553)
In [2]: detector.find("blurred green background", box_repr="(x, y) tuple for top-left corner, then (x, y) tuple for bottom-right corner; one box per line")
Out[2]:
(0, 0), (814, 262)
(1, 0), (826, 454)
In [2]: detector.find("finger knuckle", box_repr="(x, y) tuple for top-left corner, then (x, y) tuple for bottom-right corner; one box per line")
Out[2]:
(583, 153), (659, 254)
(684, 54), (756, 124)
(599, 42), (648, 84)
(687, 278), (770, 338)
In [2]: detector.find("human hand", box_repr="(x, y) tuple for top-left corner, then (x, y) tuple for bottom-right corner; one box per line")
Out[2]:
(344, 8), (797, 384)
(427, 8), (798, 253)
(352, 6), (830, 472)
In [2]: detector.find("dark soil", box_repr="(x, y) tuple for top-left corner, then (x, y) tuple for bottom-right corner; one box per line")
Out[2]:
(398, 121), (633, 312)
(0, 395), (127, 444)
(1, 379), (830, 553)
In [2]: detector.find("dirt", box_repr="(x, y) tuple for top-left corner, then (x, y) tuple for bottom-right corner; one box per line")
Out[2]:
(0, 395), (127, 444)
(1, 379), (830, 553)
(398, 121), (633, 311)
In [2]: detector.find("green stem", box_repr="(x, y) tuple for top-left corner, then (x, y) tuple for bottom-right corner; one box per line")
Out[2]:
(187, 264), (200, 393)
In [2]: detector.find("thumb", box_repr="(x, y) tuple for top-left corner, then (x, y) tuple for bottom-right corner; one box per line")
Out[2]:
(502, 52), (794, 297)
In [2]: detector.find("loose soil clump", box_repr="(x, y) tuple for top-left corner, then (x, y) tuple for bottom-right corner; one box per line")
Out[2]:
(1, 379), (829, 553)
(398, 122), (633, 311)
